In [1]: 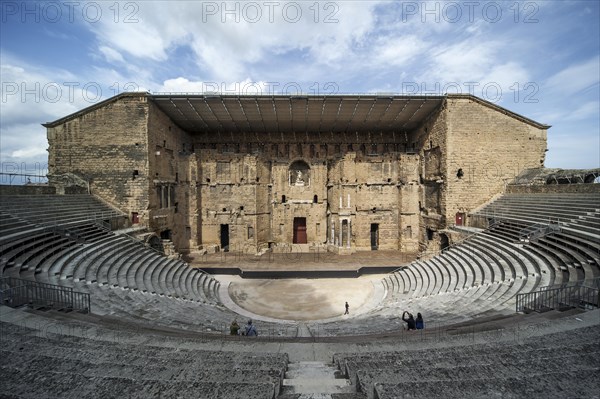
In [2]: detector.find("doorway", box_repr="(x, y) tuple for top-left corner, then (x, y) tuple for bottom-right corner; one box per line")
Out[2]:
(293, 217), (307, 244)
(220, 224), (230, 251)
(370, 223), (379, 250)
(440, 233), (450, 251)
(455, 212), (466, 226)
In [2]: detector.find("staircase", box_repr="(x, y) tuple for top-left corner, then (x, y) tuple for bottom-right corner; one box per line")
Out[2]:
(278, 361), (363, 398)
(161, 239), (178, 258)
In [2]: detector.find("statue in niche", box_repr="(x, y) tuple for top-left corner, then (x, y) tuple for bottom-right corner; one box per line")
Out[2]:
(289, 160), (310, 186)
(295, 170), (305, 186)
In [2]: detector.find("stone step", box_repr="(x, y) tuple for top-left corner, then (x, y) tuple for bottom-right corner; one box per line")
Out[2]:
(283, 362), (353, 395)
(280, 382), (353, 394)
(297, 323), (312, 338)
(278, 395), (366, 399)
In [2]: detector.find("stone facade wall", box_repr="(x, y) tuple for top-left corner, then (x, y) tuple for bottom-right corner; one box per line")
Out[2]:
(444, 97), (547, 228)
(398, 155), (421, 252)
(146, 101), (196, 250)
(197, 151), (271, 253)
(191, 131), (416, 253)
(44, 94), (551, 258)
(415, 104), (448, 251)
(47, 94), (150, 220)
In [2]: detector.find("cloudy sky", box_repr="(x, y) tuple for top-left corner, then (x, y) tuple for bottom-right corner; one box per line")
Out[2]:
(1, 1), (598, 183)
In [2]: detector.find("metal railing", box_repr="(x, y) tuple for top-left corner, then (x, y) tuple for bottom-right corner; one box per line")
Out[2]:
(518, 222), (561, 242)
(537, 277), (600, 292)
(0, 172), (48, 185)
(516, 283), (599, 313)
(0, 277), (90, 313)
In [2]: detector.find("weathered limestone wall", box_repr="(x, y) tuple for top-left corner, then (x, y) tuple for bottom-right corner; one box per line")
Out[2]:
(398, 154), (421, 252)
(45, 94), (550, 258)
(445, 97), (547, 227)
(414, 104), (447, 251)
(325, 152), (420, 252)
(146, 101), (196, 251)
(192, 130), (419, 253)
(47, 94), (149, 221)
(271, 158), (328, 246)
(197, 152), (271, 253)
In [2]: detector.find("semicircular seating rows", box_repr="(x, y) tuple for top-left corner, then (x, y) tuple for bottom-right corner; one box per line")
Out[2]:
(0, 194), (298, 336)
(310, 192), (599, 337)
(333, 324), (600, 399)
(0, 316), (289, 399)
(1, 192), (599, 338)
(2, 191), (599, 399)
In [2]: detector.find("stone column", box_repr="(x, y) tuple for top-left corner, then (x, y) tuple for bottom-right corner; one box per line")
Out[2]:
(330, 222), (335, 245)
(347, 220), (351, 248)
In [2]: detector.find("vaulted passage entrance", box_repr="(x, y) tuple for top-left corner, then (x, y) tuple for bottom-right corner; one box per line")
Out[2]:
(293, 217), (307, 244)
(220, 224), (230, 251)
(370, 223), (379, 250)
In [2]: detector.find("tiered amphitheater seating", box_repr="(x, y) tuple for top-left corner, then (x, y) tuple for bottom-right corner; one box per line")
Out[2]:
(0, 194), (124, 228)
(0, 193), (300, 337)
(327, 192), (599, 337)
(473, 193), (599, 238)
(333, 324), (600, 399)
(0, 319), (288, 399)
(474, 193), (600, 280)
(1, 188), (600, 398)
(375, 231), (552, 328)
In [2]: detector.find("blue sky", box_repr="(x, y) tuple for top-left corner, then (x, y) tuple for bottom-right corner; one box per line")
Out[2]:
(1, 1), (599, 183)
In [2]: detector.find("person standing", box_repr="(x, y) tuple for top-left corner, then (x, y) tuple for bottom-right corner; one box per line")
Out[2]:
(344, 301), (349, 315)
(415, 313), (425, 330)
(402, 311), (416, 330)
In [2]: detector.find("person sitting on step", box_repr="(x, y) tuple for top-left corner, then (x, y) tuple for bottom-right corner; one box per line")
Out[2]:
(243, 319), (258, 337)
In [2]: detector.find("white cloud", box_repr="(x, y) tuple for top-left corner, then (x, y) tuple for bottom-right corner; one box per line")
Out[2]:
(370, 35), (427, 67)
(12, 147), (47, 159)
(0, 62), (82, 127)
(545, 56), (600, 96)
(159, 77), (284, 95)
(0, 56), (142, 168)
(563, 101), (600, 121)
(1, 0), (598, 170)
(99, 46), (125, 63)
(0, 122), (48, 167)
(87, 1), (384, 81)
(426, 39), (499, 83)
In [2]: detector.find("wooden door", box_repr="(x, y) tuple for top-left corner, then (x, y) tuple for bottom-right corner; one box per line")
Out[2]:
(293, 217), (307, 244)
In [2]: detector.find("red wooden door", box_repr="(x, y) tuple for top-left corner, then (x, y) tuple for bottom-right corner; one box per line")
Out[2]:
(455, 212), (465, 226)
(293, 217), (307, 244)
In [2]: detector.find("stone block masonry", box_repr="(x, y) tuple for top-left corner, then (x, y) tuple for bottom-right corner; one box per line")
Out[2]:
(44, 93), (549, 260)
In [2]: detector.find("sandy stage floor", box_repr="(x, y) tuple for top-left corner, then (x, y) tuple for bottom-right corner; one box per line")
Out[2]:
(227, 276), (383, 321)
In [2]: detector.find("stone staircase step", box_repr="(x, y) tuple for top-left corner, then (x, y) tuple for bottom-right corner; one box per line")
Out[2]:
(282, 361), (353, 395)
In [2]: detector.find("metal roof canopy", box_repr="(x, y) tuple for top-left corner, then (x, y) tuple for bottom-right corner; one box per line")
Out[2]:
(150, 95), (445, 134)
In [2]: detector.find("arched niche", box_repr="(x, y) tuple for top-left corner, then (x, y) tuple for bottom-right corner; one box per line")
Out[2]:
(289, 160), (310, 186)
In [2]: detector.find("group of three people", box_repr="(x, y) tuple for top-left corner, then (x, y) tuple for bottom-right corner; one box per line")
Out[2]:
(402, 311), (424, 330)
